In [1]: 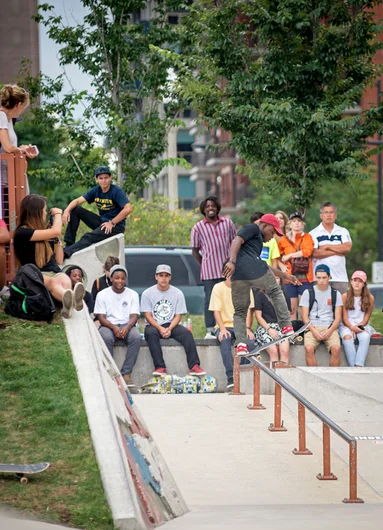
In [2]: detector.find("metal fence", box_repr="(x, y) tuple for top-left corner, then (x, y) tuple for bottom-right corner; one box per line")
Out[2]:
(0, 153), (28, 285)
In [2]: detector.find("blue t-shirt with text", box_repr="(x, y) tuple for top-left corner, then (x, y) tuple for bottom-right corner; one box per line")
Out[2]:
(83, 184), (129, 228)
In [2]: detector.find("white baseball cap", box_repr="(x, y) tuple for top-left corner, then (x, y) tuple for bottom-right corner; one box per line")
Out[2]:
(155, 264), (172, 275)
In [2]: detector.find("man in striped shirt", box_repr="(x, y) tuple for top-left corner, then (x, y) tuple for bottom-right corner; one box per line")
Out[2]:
(191, 196), (237, 338)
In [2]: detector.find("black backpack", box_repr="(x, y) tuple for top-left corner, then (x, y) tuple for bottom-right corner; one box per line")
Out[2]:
(5, 264), (56, 322)
(308, 286), (337, 317)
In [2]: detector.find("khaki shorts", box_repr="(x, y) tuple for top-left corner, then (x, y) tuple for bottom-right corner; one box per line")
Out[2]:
(304, 326), (340, 352)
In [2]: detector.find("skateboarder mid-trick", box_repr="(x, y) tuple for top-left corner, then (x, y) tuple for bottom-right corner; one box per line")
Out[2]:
(223, 214), (301, 355)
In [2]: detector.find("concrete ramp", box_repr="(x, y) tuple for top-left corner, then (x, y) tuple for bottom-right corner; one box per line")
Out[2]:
(63, 307), (188, 530)
(276, 367), (383, 498)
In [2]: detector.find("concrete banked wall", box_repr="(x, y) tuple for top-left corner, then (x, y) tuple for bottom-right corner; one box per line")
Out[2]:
(64, 308), (188, 530)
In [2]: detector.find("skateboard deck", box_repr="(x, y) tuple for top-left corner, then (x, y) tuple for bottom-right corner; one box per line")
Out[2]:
(139, 374), (218, 394)
(238, 322), (311, 358)
(0, 462), (50, 483)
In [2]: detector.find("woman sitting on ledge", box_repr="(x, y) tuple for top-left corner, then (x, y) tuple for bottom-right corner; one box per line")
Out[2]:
(0, 218), (11, 291)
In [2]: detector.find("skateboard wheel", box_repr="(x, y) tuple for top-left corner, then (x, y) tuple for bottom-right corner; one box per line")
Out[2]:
(20, 477), (28, 484)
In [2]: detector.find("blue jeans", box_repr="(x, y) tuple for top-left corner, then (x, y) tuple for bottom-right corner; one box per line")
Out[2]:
(341, 331), (371, 367)
(203, 278), (225, 332)
(216, 328), (254, 380)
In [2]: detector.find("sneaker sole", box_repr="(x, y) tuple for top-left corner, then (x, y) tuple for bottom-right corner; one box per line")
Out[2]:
(61, 290), (73, 319)
(227, 383), (234, 390)
(152, 372), (167, 376)
(73, 283), (85, 311)
(189, 372), (207, 376)
(236, 351), (249, 357)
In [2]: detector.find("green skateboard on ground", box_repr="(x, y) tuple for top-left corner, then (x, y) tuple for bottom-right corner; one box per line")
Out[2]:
(139, 374), (218, 394)
(0, 462), (50, 484)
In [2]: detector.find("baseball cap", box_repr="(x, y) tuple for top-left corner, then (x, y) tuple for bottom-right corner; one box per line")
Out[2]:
(110, 264), (128, 278)
(259, 214), (283, 236)
(289, 212), (304, 221)
(351, 270), (367, 283)
(315, 264), (331, 276)
(95, 165), (111, 177)
(156, 264), (172, 275)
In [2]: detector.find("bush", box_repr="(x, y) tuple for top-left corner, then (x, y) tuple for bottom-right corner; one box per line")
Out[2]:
(125, 197), (199, 246)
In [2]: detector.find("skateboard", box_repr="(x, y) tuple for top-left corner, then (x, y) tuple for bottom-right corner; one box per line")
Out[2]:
(139, 374), (218, 394)
(0, 462), (50, 484)
(237, 322), (311, 358)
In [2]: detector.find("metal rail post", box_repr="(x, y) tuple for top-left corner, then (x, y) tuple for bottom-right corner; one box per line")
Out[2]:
(317, 424), (337, 480)
(268, 383), (287, 431)
(231, 350), (244, 395)
(247, 365), (265, 410)
(293, 402), (312, 455)
(343, 440), (364, 503)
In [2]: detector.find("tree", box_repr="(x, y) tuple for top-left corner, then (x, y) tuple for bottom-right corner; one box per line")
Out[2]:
(232, 176), (378, 277)
(167, 0), (383, 209)
(25, 0), (189, 193)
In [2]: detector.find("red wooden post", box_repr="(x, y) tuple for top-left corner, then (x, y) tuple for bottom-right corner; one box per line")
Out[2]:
(343, 440), (364, 503)
(268, 383), (287, 431)
(247, 365), (265, 410)
(293, 402), (312, 455)
(317, 423), (337, 480)
(231, 348), (244, 395)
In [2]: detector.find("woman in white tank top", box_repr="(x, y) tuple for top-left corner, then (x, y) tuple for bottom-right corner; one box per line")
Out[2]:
(339, 270), (374, 367)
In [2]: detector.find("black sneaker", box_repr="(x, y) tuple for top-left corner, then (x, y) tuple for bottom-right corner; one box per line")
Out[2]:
(227, 377), (234, 390)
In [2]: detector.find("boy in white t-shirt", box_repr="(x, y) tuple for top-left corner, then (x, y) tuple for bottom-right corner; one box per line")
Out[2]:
(141, 264), (206, 376)
(94, 265), (141, 386)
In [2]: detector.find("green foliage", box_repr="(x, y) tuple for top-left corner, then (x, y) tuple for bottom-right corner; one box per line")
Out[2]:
(20, 1), (189, 193)
(0, 310), (113, 528)
(232, 176), (379, 277)
(169, 0), (383, 208)
(126, 196), (199, 245)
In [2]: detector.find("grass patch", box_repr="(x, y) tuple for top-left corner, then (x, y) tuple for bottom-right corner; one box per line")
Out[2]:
(0, 309), (113, 529)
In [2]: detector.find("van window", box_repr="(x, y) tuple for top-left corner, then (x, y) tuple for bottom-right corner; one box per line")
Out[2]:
(125, 254), (190, 287)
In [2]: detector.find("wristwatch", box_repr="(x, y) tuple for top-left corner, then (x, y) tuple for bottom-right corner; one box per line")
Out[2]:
(111, 221), (116, 227)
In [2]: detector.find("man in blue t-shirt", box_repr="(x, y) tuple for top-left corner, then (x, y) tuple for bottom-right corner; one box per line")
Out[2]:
(62, 166), (132, 258)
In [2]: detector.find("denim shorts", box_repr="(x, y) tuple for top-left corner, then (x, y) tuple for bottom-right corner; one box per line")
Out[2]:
(284, 281), (311, 299)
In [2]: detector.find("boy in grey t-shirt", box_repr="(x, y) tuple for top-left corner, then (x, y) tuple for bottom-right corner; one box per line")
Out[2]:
(300, 264), (343, 367)
(141, 264), (206, 376)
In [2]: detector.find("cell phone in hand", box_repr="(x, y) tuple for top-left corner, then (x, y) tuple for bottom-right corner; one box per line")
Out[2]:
(358, 325), (365, 330)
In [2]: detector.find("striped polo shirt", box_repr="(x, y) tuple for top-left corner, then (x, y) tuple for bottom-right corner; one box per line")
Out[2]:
(191, 216), (237, 280)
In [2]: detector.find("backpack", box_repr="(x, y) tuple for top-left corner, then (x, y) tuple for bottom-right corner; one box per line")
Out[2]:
(5, 264), (56, 322)
(308, 286), (337, 318)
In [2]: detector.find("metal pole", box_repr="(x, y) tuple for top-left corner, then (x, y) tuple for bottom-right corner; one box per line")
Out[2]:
(231, 350), (244, 395)
(247, 365), (266, 410)
(293, 403), (312, 455)
(343, 441), (364, 503)
(317, 423), (337, 480)
(378, 79), (383, 260)
(268, 383), (287, 432)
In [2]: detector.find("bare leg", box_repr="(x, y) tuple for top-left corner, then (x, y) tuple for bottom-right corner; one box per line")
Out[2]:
(43, 273), (71, 302)
(305, 345), (318, 367)
(279, 339), (290, 363)
(329, 345), (341, 367)
(266, 344), (278, 362)
(290, 296), (298, 320)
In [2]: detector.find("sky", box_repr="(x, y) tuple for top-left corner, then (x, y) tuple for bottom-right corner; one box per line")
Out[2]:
(38, 0), (93, 120)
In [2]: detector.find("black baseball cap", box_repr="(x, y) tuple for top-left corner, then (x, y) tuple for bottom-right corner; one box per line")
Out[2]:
(95, 166), (111, 177)
(289, 212), (304, 221)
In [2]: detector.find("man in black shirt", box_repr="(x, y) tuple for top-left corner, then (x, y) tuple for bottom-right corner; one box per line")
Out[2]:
(223, 214), (300, 355)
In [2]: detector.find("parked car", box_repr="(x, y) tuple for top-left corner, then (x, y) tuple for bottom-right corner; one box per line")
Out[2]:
(124, 246), (204, 314)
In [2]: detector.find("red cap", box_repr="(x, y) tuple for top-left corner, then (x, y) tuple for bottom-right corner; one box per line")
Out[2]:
(259, 214), (283, 236)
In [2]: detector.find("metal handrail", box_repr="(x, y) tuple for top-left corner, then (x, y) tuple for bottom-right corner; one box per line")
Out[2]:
(249, 355), (353, 443)
(239, 353), (364, 503)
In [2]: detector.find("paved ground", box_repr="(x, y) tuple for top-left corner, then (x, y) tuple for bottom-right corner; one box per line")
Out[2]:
(0, 508), (77, 529)
(134, 393), (383, 529)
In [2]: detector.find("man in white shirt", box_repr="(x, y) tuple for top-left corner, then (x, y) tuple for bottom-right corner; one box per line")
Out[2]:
(141, 264), (206, 376)
(94, 265), (141, 386)
(300, 264), (343, 367)
(309, 202), (352, 294)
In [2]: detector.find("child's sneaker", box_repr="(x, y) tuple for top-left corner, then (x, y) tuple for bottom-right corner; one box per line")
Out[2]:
(189, 364), (206, 375)
(153, 367), (167, 376)
(281, 325), (294, 336)
(235, 343), (249, 356)
(73, 282), (85, 311)
(61, 289), (74, 319)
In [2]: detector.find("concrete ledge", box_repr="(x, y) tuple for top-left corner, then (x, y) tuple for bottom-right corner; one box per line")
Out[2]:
(113, 340), (383, 395)
(62, 233), (125, 289)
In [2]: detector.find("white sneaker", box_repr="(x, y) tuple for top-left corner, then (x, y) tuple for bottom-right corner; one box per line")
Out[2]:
(204, 332), (216, 339)
(61, 289), (74, 319)
(73, 282), (85, 311)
